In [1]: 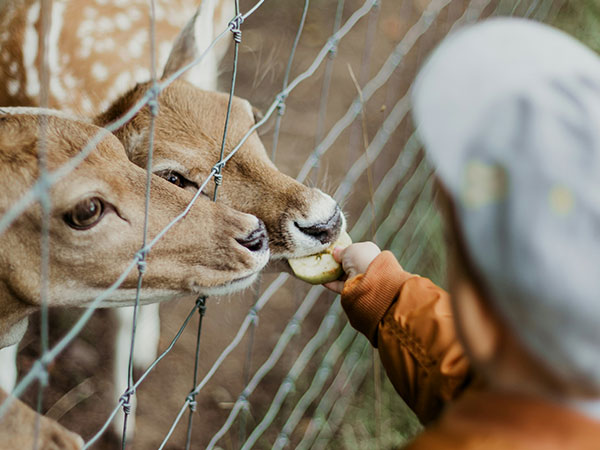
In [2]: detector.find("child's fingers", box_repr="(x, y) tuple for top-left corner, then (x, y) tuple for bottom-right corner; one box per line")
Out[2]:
(332, 246), (344, 263)
(324, 280), (344, 293)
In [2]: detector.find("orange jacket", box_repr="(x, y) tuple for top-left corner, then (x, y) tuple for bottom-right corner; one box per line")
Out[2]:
(341, 251), (470, 423)
(340, 251), (600, 447)
(404, 389), (600, 450)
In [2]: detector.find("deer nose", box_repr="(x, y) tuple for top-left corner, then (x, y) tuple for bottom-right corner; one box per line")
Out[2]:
(294, 207), (342, 245)
(236, 219), (268, 253)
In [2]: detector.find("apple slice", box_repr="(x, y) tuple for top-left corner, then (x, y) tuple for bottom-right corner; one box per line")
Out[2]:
(288, 231), (352, 284)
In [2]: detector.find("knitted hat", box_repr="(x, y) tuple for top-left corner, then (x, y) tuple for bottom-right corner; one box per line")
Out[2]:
(412, 18), (600, 389)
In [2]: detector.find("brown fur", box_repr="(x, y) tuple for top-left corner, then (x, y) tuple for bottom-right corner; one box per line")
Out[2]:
(0, 112), (267, 327)
(0, 111), (269, 447)
(0, 0), (232, 115)
(96, 80), (339, 258)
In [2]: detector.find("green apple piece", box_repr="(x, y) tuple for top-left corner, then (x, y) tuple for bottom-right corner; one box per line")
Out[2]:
(288, 231), (352, 284)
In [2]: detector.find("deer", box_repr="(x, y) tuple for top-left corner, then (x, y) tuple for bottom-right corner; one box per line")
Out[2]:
(0, 0), (347, 440)
(0, 108), (271, 448)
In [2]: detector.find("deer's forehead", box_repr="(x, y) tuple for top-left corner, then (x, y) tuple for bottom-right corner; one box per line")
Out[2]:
(158, 84), (255, 126)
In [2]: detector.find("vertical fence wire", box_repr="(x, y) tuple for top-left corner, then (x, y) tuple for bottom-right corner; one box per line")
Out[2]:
(313, 0), (346, 151)
(345, 0), (380, 168)
(119, 0), (160, 445)
(33, 0), (52, 448)
(184, 296), (207, 450)
(239, 0), (310, 444)
(183, 0), (245, 443)
(270, 0), (310, 161)
(238, 275), (260, 445)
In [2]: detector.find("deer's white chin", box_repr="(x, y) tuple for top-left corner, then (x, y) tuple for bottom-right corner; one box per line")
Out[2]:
(200, 272), (260, 297)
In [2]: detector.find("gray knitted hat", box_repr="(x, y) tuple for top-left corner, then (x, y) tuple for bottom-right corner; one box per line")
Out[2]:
(412, 18), (600, 389)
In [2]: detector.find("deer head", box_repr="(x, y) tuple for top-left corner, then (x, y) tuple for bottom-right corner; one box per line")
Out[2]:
(0, 109), (269, 348)
(96, 84), (345, 262)
(95, 7), (345, 264)
(0, 0), (345, 262)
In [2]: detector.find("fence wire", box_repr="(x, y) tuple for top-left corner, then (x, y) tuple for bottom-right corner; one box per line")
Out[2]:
(0, 0), (568, 448)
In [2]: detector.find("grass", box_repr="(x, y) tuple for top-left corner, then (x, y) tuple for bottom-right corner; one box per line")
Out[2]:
(552, 0), (600, 53)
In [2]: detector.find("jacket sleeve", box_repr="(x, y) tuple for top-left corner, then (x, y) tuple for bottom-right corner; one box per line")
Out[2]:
(340, 251), (471, 423)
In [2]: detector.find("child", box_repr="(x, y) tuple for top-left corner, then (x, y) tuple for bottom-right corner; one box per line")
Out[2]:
(326, 18), (600, 448)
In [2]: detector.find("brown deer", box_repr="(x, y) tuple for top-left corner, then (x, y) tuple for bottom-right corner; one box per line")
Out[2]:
(0, 0), (346, 440)
(0, 108), (270, 448)
(0, 0), (234, 115)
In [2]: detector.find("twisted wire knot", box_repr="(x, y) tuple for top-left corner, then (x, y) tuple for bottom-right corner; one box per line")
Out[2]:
(248, 307), (259, 325)
(186, 393), (198, 412)
(327, 38), (339, 58)
(136, 250), (148, 274)
(283, 376), (295, 391)
(34, 360), (49, 387)
(196, 296), (207, 316)
(289, 317), (301, 334)
(148, 83), (160, 116)
(120, 394), (132, 415)
(229, 14), (244, 43)
(239, 389), (250, 404)
(276, 432), (289, 447)
(276, 93), (288, 116)
(212, 162), (226, 186)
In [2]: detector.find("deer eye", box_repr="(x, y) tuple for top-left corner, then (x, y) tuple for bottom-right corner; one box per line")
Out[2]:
(64, 197), (105, 230)
(155, 170), (199, 191)
(163, 171), (185, 188)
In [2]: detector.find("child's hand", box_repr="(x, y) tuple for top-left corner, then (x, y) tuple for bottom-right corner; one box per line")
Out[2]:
(324, 242), (381, 293)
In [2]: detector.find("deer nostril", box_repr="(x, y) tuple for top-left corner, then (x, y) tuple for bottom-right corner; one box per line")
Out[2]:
(236, 220), (268, 253)
(294, 208), (342, 245)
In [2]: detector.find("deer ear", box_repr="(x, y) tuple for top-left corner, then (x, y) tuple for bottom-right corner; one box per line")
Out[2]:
(252, 106), (264, 124)
(161, 0), (234, 91)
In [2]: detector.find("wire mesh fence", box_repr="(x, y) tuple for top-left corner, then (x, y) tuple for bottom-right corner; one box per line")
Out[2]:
(0, 0), (571, 448)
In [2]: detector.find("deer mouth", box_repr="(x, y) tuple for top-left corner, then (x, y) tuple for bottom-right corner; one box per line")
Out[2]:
(282, 201), (347, 259)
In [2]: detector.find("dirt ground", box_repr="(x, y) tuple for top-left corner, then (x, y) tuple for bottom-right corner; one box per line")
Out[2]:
(14, 0), (542, 448)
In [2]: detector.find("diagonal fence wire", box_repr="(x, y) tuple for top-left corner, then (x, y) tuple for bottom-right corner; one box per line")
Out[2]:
(296, 0), (454, 184)
(203, 72), (439, 448)
(288, 2), (562, 447)
(206, 1), (564, 448)
(0, 0), (272, 420)
(240, 300), (346, 450)
(139, 1), (490, 445)
(199, 1), (558, 448)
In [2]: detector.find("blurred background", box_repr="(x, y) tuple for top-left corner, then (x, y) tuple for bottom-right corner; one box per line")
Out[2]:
(15, 0), (600, 448)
